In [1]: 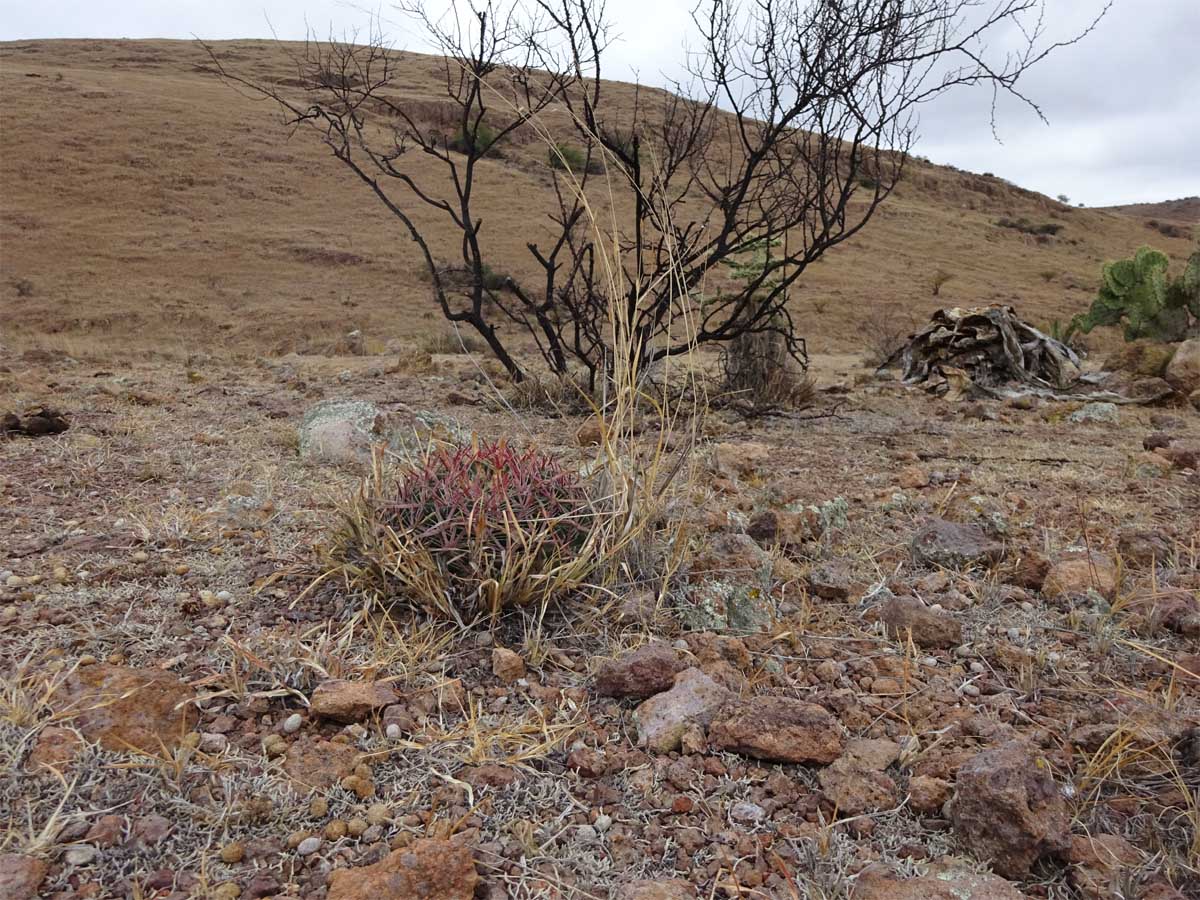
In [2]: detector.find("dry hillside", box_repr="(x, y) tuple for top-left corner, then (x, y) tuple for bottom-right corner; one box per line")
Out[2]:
(1, 38), (1196, 361)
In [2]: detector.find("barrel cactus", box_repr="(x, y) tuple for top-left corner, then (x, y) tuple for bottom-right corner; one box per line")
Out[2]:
(1068, 246), (1200, 342)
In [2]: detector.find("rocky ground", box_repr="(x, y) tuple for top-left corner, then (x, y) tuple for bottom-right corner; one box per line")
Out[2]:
(1, 343), (1198, 900)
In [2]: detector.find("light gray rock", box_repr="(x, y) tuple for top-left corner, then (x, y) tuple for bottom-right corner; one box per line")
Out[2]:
(634, 668), (729, 753)
(298, 400), (382, 464)
(1067, 402), (1119, 425)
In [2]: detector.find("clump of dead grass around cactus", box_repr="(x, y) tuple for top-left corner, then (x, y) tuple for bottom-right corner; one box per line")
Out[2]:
(326, 439), (606, 624)
(717, 328), (814, 415)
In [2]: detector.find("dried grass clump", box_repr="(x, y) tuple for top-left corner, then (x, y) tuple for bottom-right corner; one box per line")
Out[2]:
(328, 439), (602, 623)
(718, 329), (813, 414)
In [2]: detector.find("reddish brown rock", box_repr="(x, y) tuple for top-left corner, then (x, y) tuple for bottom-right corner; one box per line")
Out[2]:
(310, 679), (399, 723)
(1067, 833), (1143, 899)
(950, 741), (1071, 878)
(460, 764), (517, 789)
(595, 643), (685, 700)
(55, 664), (197, 753)
(283, 736), (361, 790)
(0, 854), (49, 900)
(852, 861), (1029, 899)
(1142, 590), (1200, 637)
(819, 739), (900, 815)
(325, 839), (478, 900)
(616, 880), (697, 900)
(1043, 551), (1118, 600)
(907, 774), (953, 815)
(1116, 527), (1172, 567)
(1007, 550), (1051, 590)
(26, 725), (84, 774)
(880, 596), (962, 649)
(635, 668), (729, 753)
(491, 647), (526, 684)
(708, 695), (844, 764)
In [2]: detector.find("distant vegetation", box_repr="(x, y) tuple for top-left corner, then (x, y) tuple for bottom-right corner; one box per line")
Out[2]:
(995, 216), (1063, 237)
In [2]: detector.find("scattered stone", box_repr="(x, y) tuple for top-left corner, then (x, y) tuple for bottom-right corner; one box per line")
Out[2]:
(133, 814), (172, 846)
(635, 668), (729, 753)
(907, 775), (952, 815)
(708, 695), (844, 764)
(64, 845), (98, 866)
(296, 836), (322, 856)
(912, 518), (1005, 570)
(325, 839), (478, 900)
(310, 679), (399, 723)
(85, 814), (125, 847)
(595, 643), (685, 700)
(1006, 549), (1051, 590)
(950, 741), (1071, 878)
(220, 842), (246, 864)
(712, 441), (771, 479)
(616, 880), (697, 900)
(54, 664), (197, 754)
(729, 801), (766, 825)
(1164, 337), (1200, 395)
(852, 861), (1028, 900)
(1, 405), (69, 438)
(1042, 550), (1118, 600)
(282, 713), (303, 734)
(1067, 833), (1143, 899)
(806, 560), (852, 601)
(1116, 527), (1172, 567)
(298, 399), (383, 464)
(880, 595), (962, 649)
(1067, 402), (1119, 425)
(26, 725), (85, 774)
(491, 647), (526, 684)
(745, 509), (810, 547)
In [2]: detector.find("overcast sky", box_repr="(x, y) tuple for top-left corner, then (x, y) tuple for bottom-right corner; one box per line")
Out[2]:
(2, 0), (1197, 207)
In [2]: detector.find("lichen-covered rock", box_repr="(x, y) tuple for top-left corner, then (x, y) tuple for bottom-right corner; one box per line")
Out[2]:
(1067, 402), (1119, 425)
(325, 839), (478, 900)
(634, 668), (729, 753)
(298, 399), (382, 464)
(912, 518), (1005, 569)
(950, 741), (1071, 878)
(708, 695), (844, 764)
(595, 643), (685, 700)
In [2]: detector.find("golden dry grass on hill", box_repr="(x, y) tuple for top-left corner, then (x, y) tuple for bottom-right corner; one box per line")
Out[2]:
(2, 38), (1195, 363)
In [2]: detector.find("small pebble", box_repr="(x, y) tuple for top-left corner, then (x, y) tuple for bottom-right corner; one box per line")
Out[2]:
(132, 551), (149, 563)
(309, 797), (329, 818)
(961, 683), (981, 697)
(365, 803), (391, 826)
(594, 814), (612, 832)
(282, 713), (302, 734)
(219, 841), (245, 864)
(65, 845), (98, 865)
(969, 661), (985, 674)
(385, 723), (401, 740)
(296, 836), (322, 856)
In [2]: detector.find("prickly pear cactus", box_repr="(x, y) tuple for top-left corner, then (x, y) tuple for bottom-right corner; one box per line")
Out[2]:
(1069, 246), (1199, 342)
